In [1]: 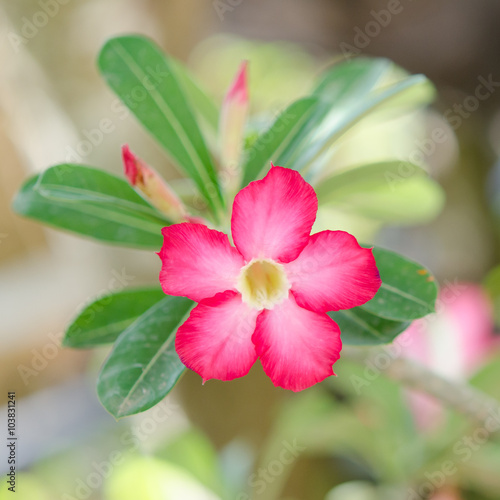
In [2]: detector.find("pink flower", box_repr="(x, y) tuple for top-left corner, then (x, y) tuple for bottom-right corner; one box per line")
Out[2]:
(429, 487), (463, 500)
(401, 284), (497, 430)
(158, 166), (381, 391)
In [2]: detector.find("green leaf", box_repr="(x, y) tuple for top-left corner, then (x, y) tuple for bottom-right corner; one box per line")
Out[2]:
(97, 295), (194, 418)
(12, 165), (167, 249)
(171, 59), (219, 135)
(291, 74), (434, 173)
(369, 75), (436, 117)
(105, 457), (218, 500)
(98, 35), (223, 213)
(362, 247), (438, 321)
(313, 57), (391, 104)
(155, 430), (225, 496)
(316, 161), (425, 202)
(276, 58), (390, 169)
(329, 307), (410, 346)
(470, 356), (500, 401)
(63, 287), (165, 349)
(241, 97), (319, 186)
(345, 176), (444, 224)
(483, 265), (500, 328)
(316, 161), (445, 224)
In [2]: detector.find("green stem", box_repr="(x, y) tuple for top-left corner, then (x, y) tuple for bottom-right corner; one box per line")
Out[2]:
(343, 346), (500, 432)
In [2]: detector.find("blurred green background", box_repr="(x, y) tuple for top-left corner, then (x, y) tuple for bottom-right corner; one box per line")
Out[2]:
(2, 1), (500, 499)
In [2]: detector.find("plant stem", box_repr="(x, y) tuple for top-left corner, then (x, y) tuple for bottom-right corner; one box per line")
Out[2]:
(342, 347), (500, 431)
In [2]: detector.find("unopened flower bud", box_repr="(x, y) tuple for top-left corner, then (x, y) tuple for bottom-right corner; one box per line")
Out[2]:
(122, 145), (199, 223)
(219, 61), (249, 193)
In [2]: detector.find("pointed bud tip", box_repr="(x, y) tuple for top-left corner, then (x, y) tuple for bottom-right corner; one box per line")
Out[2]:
(226, 60), (249, 103)
(121, 144), (138, 185)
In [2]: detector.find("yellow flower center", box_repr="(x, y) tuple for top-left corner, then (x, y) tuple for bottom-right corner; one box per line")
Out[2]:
(237, 259), (290, 310)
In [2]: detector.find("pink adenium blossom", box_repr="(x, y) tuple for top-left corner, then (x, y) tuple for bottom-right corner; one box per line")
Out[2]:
(430, 488), (463, 500)
(158, 166), (381, 391)
(401, 283), (498, 430)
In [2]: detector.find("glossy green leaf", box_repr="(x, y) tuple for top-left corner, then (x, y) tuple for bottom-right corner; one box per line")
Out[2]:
(171, 59), (219, 135)
(316, 161), (425, 202)
(276, 58), (389, 169)
(344, 176), (444, 224)
(369, 75), (436, 117)
(329, 307), (410, 346)
(362, 247), (438, 321)
(290, 74), (433, 173)
(313, 57), (390, 105)
(97, 295), (194, 418)
(12, 165), (167, 249)
(63, 287), (165, 349)
(98, 35), (223, 213)
(241, 97), (318, 186)
(316, 161), (445, 224)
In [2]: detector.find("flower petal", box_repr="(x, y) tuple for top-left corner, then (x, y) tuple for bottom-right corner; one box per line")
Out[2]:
(285, 231), (381, 312)
(175, 291), (259, 382)
(252, 293), (342, 391)
(231, 166), (317, 263)
(158, 223), (244, 302)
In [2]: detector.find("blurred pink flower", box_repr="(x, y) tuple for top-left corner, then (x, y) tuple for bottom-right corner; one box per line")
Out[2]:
(430, 487), (463, 500)
(401, 283), (497, 429)
(158, 166), (381, 391)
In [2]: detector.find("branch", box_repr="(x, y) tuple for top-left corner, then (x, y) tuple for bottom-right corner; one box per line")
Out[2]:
(342, 346), (500, 431)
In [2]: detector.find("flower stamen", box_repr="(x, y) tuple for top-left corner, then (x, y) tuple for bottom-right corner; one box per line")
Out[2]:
(237, 259), (290, 310)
